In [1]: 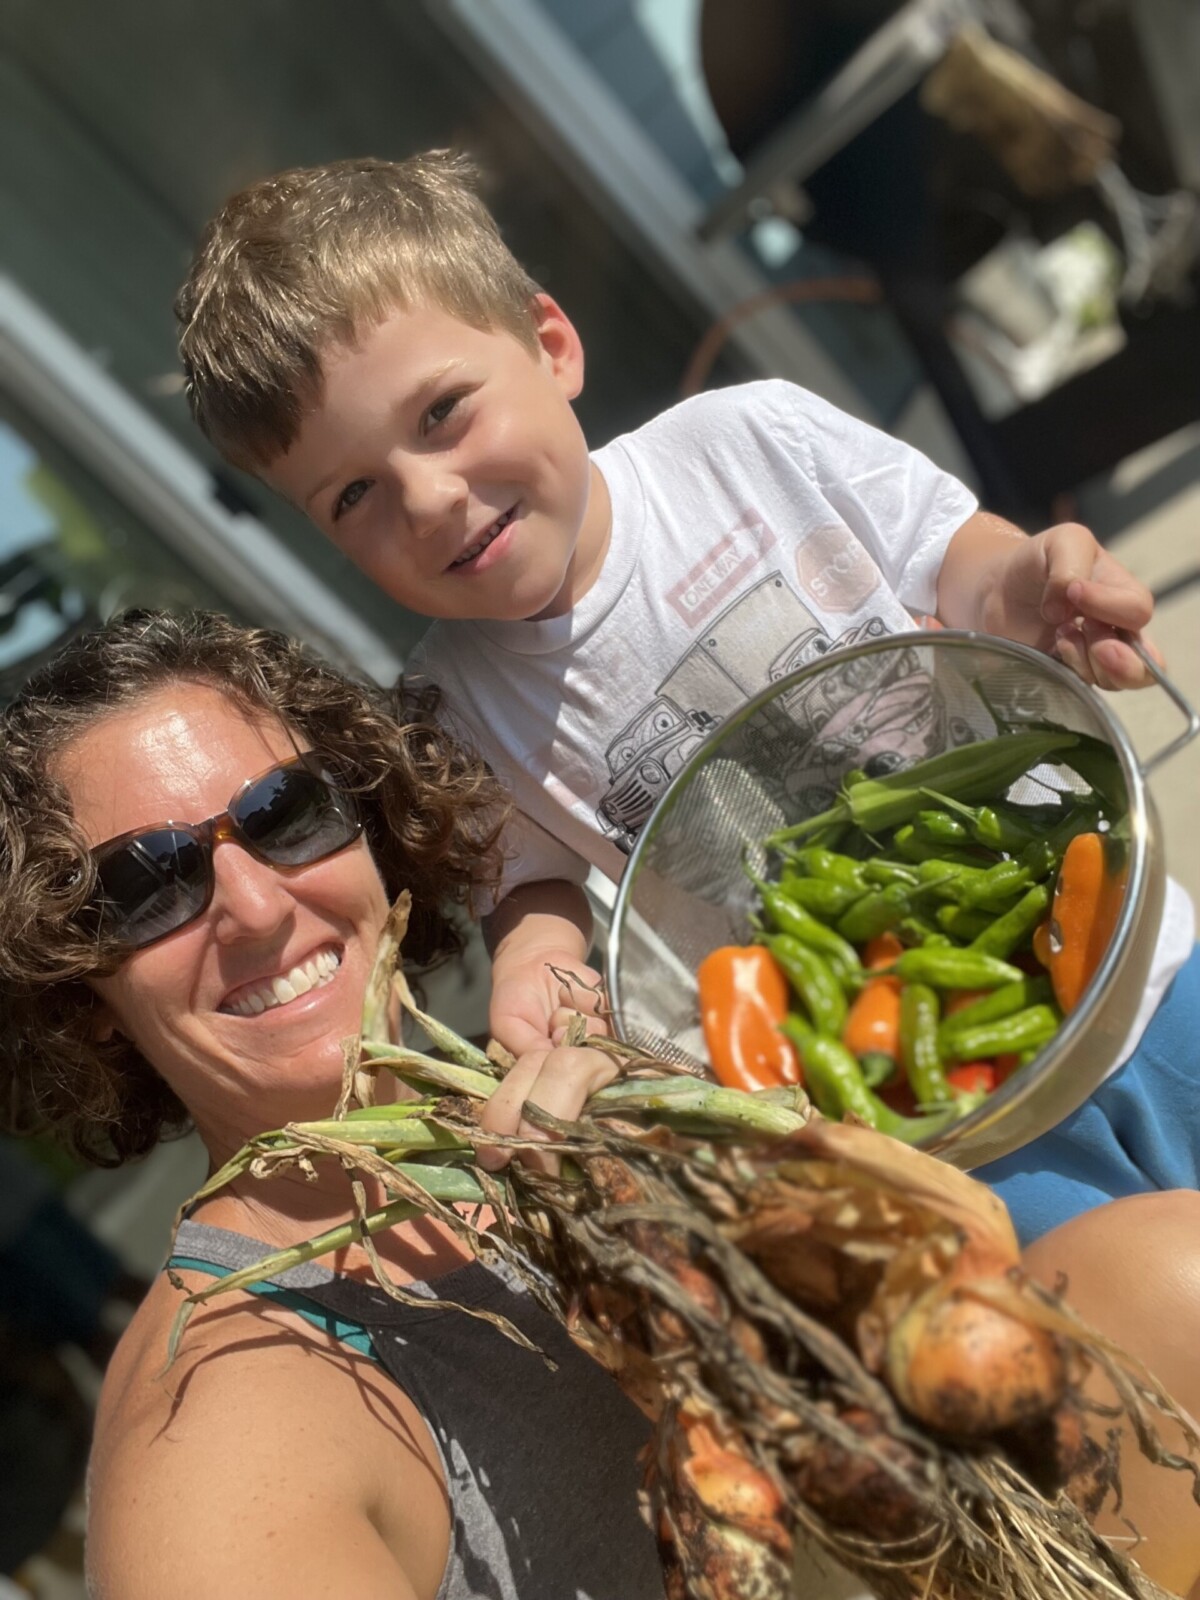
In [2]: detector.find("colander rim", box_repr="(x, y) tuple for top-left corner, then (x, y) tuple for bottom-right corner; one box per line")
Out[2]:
(605, 628), (1149, 1160)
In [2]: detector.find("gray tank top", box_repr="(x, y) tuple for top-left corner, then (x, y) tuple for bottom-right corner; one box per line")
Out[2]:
(171, 1220), (665, 1600)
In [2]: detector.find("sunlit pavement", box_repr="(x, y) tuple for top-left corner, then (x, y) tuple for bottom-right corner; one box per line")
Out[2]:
(1081, 424), (1200, 912)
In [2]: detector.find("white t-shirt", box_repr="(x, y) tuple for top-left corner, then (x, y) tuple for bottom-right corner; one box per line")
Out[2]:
(410, 379), (1193, 1070)
(411, 380), (976, 886)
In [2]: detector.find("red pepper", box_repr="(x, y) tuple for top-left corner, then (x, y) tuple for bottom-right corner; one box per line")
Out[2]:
(946, 1062), (998, 1095)
(697, 946), (802, 1092)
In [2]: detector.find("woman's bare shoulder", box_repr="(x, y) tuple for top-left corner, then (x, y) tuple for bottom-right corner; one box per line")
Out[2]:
(86, 1273), (447, 1600)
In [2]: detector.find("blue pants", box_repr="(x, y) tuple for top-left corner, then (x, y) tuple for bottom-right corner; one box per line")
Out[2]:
(976, 944), (1200, 1245)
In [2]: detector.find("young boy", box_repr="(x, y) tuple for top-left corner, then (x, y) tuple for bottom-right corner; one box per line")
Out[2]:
(176, 152), (1196, 1241)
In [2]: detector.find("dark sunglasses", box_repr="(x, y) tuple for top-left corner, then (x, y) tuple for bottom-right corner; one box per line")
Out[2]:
(90, 753), (363, 951)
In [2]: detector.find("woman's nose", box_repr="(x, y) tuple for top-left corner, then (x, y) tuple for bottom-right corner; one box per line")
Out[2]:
(208, 842), (295, 941)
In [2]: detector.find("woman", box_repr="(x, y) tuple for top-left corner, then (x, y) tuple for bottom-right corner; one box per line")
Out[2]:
(0, 609), (662, 1600)
(2, 610), (1198, 1600)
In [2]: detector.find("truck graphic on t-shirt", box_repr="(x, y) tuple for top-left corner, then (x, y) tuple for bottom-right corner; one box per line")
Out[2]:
(597, 696), (712, 843)
(596, 572), (938, 850)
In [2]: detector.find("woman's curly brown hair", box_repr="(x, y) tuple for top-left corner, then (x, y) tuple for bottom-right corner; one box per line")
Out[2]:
(0, 609), (508, 1167)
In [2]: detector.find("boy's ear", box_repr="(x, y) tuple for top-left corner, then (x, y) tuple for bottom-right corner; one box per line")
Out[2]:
(530, 294), (585, 399)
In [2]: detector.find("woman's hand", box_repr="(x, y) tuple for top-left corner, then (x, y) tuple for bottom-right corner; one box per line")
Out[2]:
(477, 1044), (622, 1174)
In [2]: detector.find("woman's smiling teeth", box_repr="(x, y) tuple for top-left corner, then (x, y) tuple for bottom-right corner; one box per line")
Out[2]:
(450, 506), (514, 569)
(224, 948), (342, 1017)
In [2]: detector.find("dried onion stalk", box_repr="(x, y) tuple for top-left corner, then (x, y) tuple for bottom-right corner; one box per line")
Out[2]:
(169, 895), (1200, 1600)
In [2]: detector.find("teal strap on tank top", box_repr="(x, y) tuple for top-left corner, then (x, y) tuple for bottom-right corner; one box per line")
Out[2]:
(168, 1254), (378, 1362)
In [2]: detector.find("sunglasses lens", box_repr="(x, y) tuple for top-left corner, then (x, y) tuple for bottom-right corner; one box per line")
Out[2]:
(234, 762), (360, 866)
(96, 830), (210, 947)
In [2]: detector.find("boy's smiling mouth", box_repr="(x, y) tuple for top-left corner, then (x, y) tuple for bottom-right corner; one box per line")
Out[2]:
(449, 506), (517, 571)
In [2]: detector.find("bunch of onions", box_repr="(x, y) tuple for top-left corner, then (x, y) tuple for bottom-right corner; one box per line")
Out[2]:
(170, 896), (1199, 1600)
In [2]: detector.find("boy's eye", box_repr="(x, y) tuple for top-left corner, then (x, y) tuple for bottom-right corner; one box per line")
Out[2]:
(424, 393), (461, 432)
(332, 479), (371, 520)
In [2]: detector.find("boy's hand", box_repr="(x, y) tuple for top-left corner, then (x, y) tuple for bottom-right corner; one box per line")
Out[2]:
(940, 514), (1157, 690)
(483, 878), (612, 1058)
(477, 1044), (621, 1175)
(488, 952), (611, 1059)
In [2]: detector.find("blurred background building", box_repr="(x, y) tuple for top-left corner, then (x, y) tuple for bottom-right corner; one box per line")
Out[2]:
(0, 2), (1197, 1592)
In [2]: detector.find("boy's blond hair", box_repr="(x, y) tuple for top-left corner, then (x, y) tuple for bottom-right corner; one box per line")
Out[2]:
(175, 152), (542, 469)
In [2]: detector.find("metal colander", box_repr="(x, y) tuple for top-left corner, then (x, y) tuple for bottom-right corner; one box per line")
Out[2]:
(606, 630), (1197, 1168)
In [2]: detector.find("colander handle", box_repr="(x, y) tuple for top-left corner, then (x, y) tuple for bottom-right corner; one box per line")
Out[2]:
(1128, 636), (1200, 777)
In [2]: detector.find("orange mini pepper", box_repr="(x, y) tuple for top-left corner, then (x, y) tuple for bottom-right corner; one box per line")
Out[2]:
(1047, 832), (1128, 1014)
(697, 945), (802, 1092)
(863, 931), (905, 969)
(841, 975), (902, 1066)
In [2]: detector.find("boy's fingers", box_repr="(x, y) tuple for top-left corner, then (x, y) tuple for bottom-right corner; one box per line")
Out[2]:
(489, 1011), (554, 1060)
(1082, 623), (1158, 691)
(549, 1004), (611, 1045)
(1055, 621), (1158, 691)
(1052, 623), (1099, 687)
(476, 1045), (620, 1174)
(553, 966), (606, 1017)
(1040, 523), (1103, 624)
(477, 1047), (549, 1171)
(1064, 569), (1154, 632)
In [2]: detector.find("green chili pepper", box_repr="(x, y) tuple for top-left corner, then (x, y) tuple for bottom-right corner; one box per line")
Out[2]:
(859, 1051), (896, 1089)
(899, 983), (953, 1106)
(776, 875), (863, 919)
(785, 848), (868, 890)
(836, 882), (921, 943)
(765, 729), (1081, 848)
(835, 866), (960, 944)
(941, 1004), (1061, 1062)
(926, 858), (1034, 910)
(913, 808), (971, 846)
(808, 823), (851, 850)
(920, 790), (1045, 854)
(888, 947), (1025, 989)
(968, 882), (1051, 959)
(754, 881), (863, 987)
(1027, 807), (1102, 869)
(843, 768), (869, 789)
(898, 917), (953, 947)
(1017, 839), (1061, 883)
(974, 805), (1041, 853)
(861, 859), (920, 888)
(915, 858), (975, 891)
(780, 1016), (964, 1143)
(780, 1015), (877, 1123)
(892, 824), (988, 868)
(934, 904), (994, 941)
(937, 975), (1053, 1055)
(762, 934), (847, 1035)
(893, 825), (935, 864)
